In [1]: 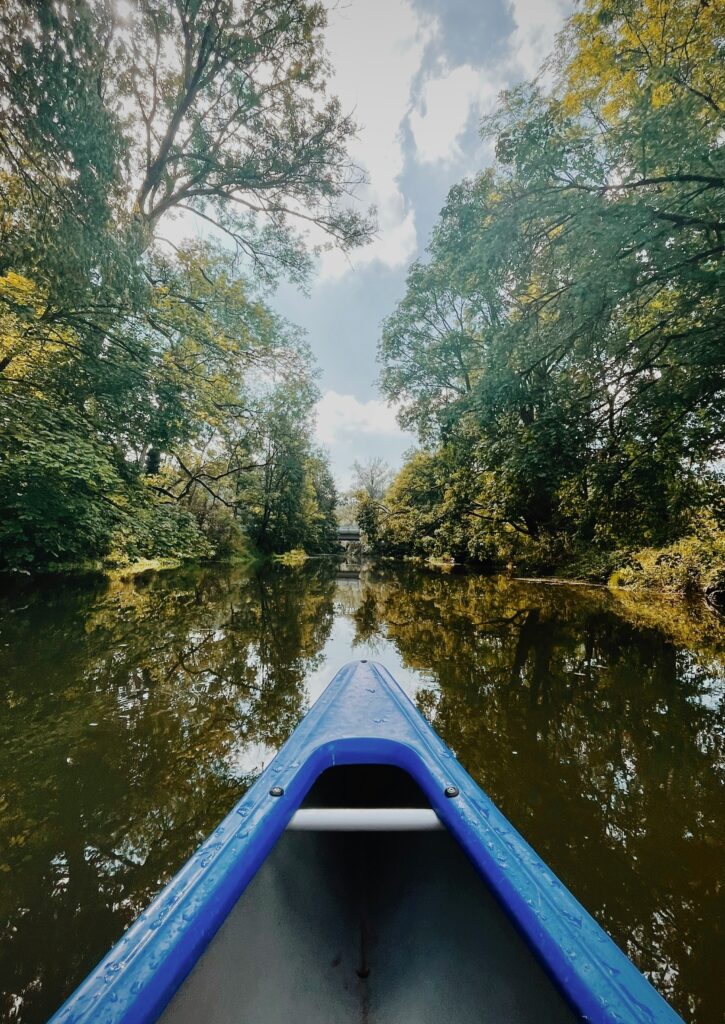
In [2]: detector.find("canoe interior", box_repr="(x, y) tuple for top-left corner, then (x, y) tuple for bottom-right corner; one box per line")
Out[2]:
(160, 765), (579, 1024)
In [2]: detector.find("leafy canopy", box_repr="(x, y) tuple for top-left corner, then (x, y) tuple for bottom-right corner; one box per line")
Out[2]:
(0, 0), (368, 568)
(379, 0), (724, 562)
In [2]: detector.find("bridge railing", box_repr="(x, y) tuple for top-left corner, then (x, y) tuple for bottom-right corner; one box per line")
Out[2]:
(337, 527), (361, 542)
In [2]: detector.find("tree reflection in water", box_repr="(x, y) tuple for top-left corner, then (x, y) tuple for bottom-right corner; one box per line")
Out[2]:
(0, 563), (336, 1024)
(0, 562), (722, 1023)
(348, 567), (724, 1024)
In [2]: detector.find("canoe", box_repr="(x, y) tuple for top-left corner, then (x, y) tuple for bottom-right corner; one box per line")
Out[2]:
(50, 660), (683, 1024)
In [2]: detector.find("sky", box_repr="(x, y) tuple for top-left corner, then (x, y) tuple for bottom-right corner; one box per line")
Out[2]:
(272, 0), (573, 489)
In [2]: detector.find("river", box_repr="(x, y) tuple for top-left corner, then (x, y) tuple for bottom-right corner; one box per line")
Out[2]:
(0, 560), (723, 1023)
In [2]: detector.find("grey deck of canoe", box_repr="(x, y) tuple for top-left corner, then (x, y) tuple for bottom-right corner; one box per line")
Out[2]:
(160, 767), (579, 1024)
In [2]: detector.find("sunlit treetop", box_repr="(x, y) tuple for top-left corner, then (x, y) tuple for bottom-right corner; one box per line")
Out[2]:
(561, 0), (724, 124)
(0, 0), (374, 286)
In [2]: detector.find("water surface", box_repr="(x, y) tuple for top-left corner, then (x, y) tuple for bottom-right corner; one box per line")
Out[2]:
(0, 561), (723, 1023)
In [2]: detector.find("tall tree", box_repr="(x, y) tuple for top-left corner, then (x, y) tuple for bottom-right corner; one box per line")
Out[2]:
(351, 457), (394, 500)
(380, 0), (725, 559)
(0, 0), (367, 567)
(0, 0), (372, 283)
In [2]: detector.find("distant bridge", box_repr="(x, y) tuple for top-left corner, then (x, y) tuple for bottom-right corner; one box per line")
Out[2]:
(337, 525), (361, 544)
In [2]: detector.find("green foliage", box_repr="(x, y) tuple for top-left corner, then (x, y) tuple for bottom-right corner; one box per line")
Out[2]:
(232, 381), (339, 555)
(112, 499), (211, 566)
(0, 400), (125, 566)
(0, 393), (211, 570)
(378, 0), (725, 583)
(0, 1), (358, 570)
(610, 517), (725, 600)
(355, 493), (384, 549)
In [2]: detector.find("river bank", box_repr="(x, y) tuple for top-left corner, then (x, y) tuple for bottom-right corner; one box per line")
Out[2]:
(3, 529), (724, 628)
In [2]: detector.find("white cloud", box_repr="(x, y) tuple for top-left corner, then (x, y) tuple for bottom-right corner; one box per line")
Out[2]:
(507, 0), (572, 80)
(315, 390), (402, 446)
(314, 0), (433, 280)
(409, 64), (497, 164)
(407, 0), (572, 168)
(315, 390), (417, 488)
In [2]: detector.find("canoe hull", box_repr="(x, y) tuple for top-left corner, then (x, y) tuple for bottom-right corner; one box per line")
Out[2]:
(50, 660), (683, 1024)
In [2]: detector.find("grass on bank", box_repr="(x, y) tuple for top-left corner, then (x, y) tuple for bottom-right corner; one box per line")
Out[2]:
(608, 521), (725, 608)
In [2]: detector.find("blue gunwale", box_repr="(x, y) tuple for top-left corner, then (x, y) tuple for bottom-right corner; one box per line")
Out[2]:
(51, 660), (683, 1024)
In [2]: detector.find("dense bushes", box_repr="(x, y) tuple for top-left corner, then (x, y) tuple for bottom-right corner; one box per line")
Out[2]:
(610, 519), (725, 607)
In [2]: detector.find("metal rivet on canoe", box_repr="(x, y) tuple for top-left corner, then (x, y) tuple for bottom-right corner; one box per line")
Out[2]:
(444, 786), (459, 798)
(269, 786), (284, 797)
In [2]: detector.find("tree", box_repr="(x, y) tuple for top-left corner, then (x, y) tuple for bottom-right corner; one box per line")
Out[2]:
(207, 374), (339, 555)
(0, 0), (373, 282)
(0, 0), (366, 567)
(351, 457), (394, 500)
(379, 0), (725, 561)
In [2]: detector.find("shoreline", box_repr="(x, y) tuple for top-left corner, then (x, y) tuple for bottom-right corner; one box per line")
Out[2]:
(2, 553), (722, 621)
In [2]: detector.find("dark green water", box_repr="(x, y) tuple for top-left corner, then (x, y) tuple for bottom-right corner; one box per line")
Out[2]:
(0, 561), (723, 1023)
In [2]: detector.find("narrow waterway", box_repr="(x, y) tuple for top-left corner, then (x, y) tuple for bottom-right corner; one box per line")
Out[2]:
(0, 560), (723, 1023)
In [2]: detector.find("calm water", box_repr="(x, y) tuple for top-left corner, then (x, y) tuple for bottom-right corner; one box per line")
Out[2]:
(1, 561), (723, 1023)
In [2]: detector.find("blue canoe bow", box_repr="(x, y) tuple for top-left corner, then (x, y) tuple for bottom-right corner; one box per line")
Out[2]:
(50, 660), (683, 1024)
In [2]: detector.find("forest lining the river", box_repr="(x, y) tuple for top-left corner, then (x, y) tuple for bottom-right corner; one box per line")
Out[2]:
(1, 0), (723, 611)
(366, 0), (725, 608)
(1, 0), (360, 569)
